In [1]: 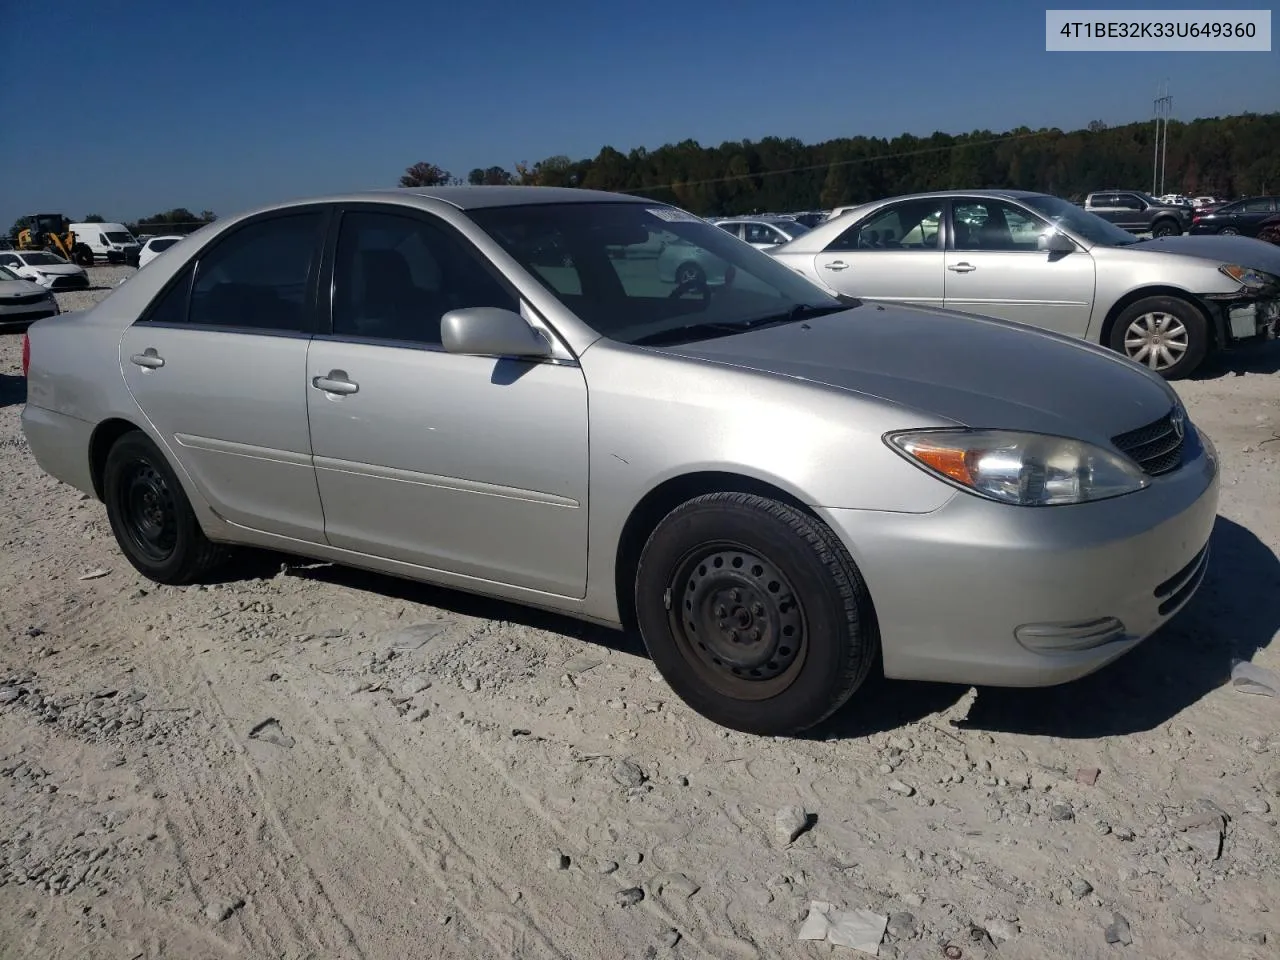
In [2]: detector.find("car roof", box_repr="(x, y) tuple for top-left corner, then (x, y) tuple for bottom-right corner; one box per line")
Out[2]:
(372, 186), (646, 209)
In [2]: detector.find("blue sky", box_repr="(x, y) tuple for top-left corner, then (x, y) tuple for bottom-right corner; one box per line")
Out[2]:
(0, 0), (1276, 227)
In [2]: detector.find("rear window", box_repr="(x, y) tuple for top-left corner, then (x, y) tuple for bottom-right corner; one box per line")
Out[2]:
(150, 237), (179, 253)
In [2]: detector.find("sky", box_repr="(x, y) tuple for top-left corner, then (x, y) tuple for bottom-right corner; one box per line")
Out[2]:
(1, 0), (1276, 228)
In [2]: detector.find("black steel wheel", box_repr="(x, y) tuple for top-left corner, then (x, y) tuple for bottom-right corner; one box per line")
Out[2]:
(635, 492), (878, 735)
(103, 431), (227, 584)
(1151, 219), (1181, 238)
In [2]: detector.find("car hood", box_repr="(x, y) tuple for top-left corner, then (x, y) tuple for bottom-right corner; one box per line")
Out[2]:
(23, 263), (83, 275)
(1121, 234), (1280, 271)
(0, 277), (48, 296)
(658, 304), (1178, 444)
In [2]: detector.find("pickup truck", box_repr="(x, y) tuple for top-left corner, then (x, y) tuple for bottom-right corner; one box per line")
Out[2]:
(1083, 191), (1192, 237)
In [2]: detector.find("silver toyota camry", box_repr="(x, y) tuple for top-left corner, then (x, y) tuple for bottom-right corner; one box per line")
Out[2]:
(21, 186), (1219, 735)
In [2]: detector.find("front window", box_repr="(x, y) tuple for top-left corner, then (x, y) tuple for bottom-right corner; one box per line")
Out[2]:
(468, 202), (843, 346)
(20, 252), (66, 266)
(105, 231), (134, 244)
(0, 265), (20, 281)
(149, 237), (179, 253)
(1022, 195), (1141, 246)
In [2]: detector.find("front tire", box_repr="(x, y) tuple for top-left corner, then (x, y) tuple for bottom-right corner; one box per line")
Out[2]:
(1218, 226), (1240, 236)
(634, 492), (878, 735)
(1108, 295), (1209, 380)
(1151, 220), (1181, 238)
(73, 244), (94, 266)
(103, 431), (227, 584)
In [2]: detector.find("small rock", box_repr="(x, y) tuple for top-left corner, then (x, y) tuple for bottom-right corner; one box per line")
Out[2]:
(266, 672), (280, 682)
(616, 886), (644, 907)
(1246, 932), (1267, 945)
(612, 759), (647, 788)
(986, 918), (1019, 941)
(624, 851), (643, 866)
(1075, 767), (1100, 786)
(563, 653), (603, 674)
(0, 686), (19, 705)
(1243, 797), (1270, 815)
(1070, 878), (1093, 898)
(662, 929), (681, 948)
(653, 872), (700, 900)
(775, 805), (812, 844)
(596, 859), (619, 875)
(1049, 802), (1075, 821)
(888, 780), (915, 797)
(460, 676), (479, 693)
(886, 912), (918, 940)
(1104, 912), (1132, 945)
(1114, 826), (1135, 841)
(547, 851), (570, 871)
(402, 676), (432, 696)
(78, 568), (110, 581)
(1184, 825), (1223, 860)
(204, 897), (243, 923)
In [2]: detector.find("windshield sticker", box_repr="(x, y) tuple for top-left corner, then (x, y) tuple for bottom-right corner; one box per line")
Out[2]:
(646, 207), (703, 223)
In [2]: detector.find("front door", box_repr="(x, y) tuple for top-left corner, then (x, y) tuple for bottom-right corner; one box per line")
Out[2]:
(305, 206), (590, 598)
(943, 198), (1096, 338)
(118, 209), (330, 543)
(811, 197), (945, 306)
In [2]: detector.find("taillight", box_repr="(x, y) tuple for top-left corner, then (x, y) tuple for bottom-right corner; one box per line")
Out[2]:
(21, 333), (30, 378)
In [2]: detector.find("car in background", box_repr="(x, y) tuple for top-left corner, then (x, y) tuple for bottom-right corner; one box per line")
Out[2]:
(1192, 196), (1223, 210)
(137, 235), (185, 269)
(766, 189), (1280, 379)
(20, 185), (1219, 736)
(0, 250), (90, 291)
(713, 217), (813, 249)
(0, 264), (60, 329)
(1083, 191), (1192, 237)
(1189, 196), (1280, 237)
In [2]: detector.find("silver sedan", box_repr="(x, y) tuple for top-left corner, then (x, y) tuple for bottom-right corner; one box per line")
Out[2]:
(767, 189), (1280, 379)
(22, 187), (1219, 735)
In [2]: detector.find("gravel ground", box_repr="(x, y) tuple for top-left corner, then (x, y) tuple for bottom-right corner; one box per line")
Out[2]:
(1, 265), (1278, 960)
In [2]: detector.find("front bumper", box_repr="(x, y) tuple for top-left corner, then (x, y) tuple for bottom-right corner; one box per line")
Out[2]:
(817, 429), (1220, 687)
(1211, 297), (1280, 343)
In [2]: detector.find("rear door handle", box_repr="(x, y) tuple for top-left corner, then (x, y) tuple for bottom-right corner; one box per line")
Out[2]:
(129, 348), (165, 369)
(312, 370), (359, 396)
(823, 260), (849, 271)
(947, 262), (977, 273)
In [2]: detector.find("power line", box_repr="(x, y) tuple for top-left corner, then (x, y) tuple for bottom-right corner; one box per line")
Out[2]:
(619, 129), (1063, 195)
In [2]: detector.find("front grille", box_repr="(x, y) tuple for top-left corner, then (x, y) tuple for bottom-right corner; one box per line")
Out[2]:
(49, 275), (88, 291)
(0, 309), (55, 324)
(1111, 408), (1185, 476)
(2, 293), (49, 307)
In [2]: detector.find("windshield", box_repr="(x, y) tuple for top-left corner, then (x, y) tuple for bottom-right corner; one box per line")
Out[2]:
(1023, 195), (1141, 246)
(773, 220), (811, 237)
(22, 252), (67, 266)
(0, 265), (20, 281)
(105, 231), (134, 243)
(468, 202), (843, 345)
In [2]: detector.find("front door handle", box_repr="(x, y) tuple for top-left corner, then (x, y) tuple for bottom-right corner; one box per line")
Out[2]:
(312, 370), (359, 396)
(129, 348), (165, 369)
(947, 262), (977, 273)
(824, 260), (849, 271)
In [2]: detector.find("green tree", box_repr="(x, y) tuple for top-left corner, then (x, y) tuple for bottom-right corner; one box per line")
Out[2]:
(398, 162), (452, 188)
(83, 214), (105, 222)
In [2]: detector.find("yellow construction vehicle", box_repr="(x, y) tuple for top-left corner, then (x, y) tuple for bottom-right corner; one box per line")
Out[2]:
(15, 214), (94, 265)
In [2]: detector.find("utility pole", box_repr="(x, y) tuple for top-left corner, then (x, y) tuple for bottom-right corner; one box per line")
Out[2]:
(1153, 81), (1172, 196)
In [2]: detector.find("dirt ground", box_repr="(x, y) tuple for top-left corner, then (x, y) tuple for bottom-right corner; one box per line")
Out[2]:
(1, 266), (1278, 960)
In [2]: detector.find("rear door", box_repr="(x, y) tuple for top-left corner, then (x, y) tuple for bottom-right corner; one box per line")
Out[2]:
(118, 208), (330, 542)
(812, 198), (945, 305)
(943, 198), (1095, 336)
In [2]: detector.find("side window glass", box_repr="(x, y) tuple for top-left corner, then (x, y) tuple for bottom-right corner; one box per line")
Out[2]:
(1117, 194), (1143, 210)
(189, 212), (324, 331)
(829, 201), (942, 252)
(332, 211), (518, 345)
(953, 201), (1047, 252)
(1241, 199), (1270, 213)
(141, 267), (194, 325)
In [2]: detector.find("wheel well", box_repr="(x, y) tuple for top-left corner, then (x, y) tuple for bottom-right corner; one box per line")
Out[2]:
(1099, 286), (1214, 350)
(88, 418), (142, 499)
(613, 472), (815, 634)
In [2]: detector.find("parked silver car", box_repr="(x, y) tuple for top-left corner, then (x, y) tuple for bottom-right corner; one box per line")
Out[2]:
(0, 264), (60, 329)
(713, 217), (813, 250)
(768, 190), (1280, 379)
(22, 187), (1218, 735)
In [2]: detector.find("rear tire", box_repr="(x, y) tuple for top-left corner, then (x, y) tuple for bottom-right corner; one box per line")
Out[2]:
(73, 244), (94, 266)
(1218, 226), (1240, 236)
(1151, 220), (1181, 238)
(1107, 295), (1209, 380)
(103, 431), (227, 584)
(634, 492), (878, 735)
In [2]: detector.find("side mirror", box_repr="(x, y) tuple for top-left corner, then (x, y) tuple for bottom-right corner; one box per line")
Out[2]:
(440, 307), (552, 359)
(1038, 231), (1075, 254)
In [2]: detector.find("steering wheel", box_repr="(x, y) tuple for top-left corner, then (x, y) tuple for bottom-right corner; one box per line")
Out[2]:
(668, 273), (710, 303)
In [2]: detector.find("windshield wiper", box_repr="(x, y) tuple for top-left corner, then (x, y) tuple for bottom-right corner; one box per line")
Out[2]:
(630, 302), (853, 347)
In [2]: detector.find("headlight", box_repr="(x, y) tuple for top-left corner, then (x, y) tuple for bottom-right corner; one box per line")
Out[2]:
(886, 429), (1151, 506)
(1220, 264), (1278, 290)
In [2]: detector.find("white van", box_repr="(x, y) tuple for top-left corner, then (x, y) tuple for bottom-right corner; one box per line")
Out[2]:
(69, 222), (141, 265)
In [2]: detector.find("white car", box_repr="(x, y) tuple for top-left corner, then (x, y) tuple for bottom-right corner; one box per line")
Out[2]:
(137, 235), (185, 270)
(0, 264), (60, 329)
(713, 217), (813, 250)
(0, 251), (90, 291)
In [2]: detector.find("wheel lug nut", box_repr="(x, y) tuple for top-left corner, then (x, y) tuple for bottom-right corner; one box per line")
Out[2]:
(715, 604), (727, 617)
(752, 603), (764, 616)
(717, 619), (727, 629)
(750, 629), (760, 641)
(731, 590), (740, 602)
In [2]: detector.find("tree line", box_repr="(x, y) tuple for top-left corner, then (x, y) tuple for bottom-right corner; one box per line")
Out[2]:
(400, 111), (1280, 215)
